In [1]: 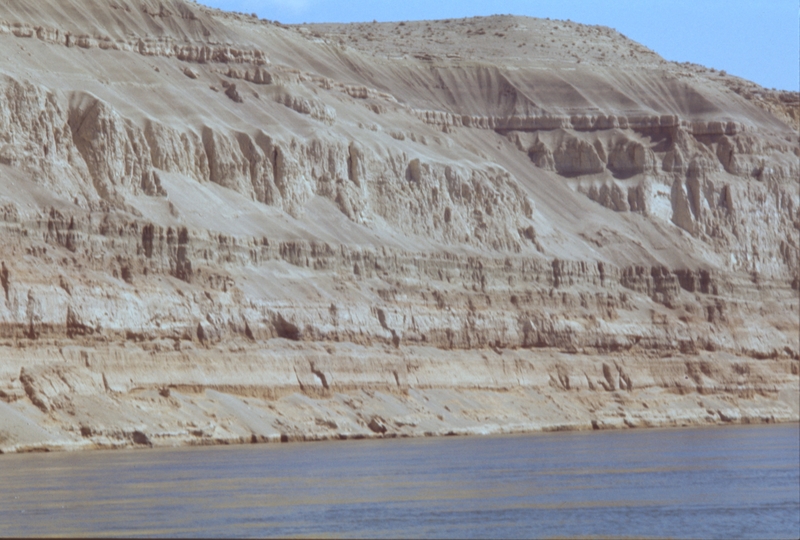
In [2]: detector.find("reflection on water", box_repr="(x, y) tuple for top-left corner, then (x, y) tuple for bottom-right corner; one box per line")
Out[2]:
(1, 424), (798, 539)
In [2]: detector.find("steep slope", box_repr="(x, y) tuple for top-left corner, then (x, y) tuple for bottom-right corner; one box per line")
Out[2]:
(0, 0), (797, 452)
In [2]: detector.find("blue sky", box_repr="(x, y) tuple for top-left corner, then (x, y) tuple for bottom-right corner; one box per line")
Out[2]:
(198, 0), (798, 91)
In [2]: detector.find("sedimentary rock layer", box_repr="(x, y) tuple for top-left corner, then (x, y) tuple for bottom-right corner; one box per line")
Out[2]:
(0, 0), (797, 452)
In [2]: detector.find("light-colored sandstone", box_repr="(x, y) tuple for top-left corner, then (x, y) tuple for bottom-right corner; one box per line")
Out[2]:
(0, 0), (797, 453)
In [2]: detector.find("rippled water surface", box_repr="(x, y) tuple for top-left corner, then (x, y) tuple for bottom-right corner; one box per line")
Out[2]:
(1, 423), (798, 538)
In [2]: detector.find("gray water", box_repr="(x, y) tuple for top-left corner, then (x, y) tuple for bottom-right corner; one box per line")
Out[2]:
(1, 423), (798, 539)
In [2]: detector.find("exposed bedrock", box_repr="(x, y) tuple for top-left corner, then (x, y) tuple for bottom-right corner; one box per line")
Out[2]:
(0, 76), (536, 249)
(0, 81), (796, 359)
(1, 342), (797, 452)
(0, 1), (797, 452)
(0, 210), (797, 362)
(1, 74), (796, 280)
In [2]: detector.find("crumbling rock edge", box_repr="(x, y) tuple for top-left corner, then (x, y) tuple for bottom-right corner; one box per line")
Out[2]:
(0, 342), (797, 454)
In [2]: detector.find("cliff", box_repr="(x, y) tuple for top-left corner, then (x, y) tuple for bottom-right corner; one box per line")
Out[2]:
(0, 0), (797, 452)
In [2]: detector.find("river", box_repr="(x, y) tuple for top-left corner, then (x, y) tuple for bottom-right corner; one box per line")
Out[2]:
(1, 423), (798, 538)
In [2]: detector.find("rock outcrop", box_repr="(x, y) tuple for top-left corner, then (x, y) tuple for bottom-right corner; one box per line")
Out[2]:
(0, 0), (797, 453)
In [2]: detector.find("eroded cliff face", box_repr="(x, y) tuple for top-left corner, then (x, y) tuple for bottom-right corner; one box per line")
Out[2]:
(0, 0), (797, 452)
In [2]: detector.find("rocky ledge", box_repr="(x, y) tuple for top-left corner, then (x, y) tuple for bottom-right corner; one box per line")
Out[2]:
(0, 0), (797, 452)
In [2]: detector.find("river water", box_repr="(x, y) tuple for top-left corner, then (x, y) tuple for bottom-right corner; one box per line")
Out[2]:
(1, 423), (798, 538)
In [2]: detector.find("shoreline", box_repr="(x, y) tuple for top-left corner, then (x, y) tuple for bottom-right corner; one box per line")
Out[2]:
(2, 368), (797, 455)
(2, 343), (797, 456)
(5, 416), (799, 456)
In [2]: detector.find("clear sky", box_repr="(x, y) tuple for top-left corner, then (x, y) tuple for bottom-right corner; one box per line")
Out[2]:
(197, 0), (798, 91)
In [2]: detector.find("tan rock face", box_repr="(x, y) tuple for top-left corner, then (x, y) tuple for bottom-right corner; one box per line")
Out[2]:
(0, 0), (797, 452)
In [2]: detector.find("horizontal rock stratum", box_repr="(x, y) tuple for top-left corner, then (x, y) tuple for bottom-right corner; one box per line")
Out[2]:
(0, 0), (797, 453)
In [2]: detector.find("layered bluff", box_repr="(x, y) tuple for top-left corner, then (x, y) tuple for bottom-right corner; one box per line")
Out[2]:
(0, 0), (797, 452)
